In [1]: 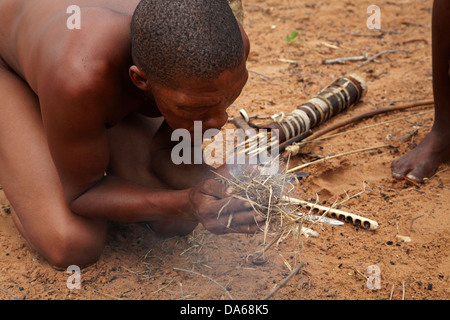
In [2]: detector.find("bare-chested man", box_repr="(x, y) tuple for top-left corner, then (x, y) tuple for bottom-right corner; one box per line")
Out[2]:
(0, 0), (264, 268)
(391, 0), (450, 182)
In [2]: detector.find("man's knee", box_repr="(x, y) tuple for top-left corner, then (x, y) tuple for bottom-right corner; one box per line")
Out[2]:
(9, 198), (107, 268)
(11, 205), (107, 268)
(44, 224), (106, 269)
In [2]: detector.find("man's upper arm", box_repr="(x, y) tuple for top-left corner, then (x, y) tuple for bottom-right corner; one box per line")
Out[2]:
(28, 8), (132, 199)
(37, 60), (113, 199)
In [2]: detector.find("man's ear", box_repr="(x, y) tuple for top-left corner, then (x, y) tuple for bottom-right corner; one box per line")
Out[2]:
(237, 22), (250, 59)
(129, 65), (151, 91)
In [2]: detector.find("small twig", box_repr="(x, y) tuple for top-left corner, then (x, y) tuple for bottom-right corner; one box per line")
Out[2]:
(323, 52), (369, 65)
(344, 32), (384, 38)
(248, 69), (275, 80)
(375, 97), (431, 106)
(250, 231), (283, 261)
(357, 49), (410, 68)
(151, 279), (175, 297)
(410, 214), (424, 231)
(0, 284), (23, 300)
(402, 175), (422, 188)
(321, 41), (341, 49)
(349, 266), (368, 280)
(249, 69), (324, 87)
(262, 263), (304, 300)
(402, 39), (428, 45)
(179, 280), (185, 300)
(402, 281), (405, 300)
(278, 58), (298, 64)
(286, 144), (390, 173)
(92, 289), (123, 300)
(425, 166), (448, 181)
(174, 268), (233, 300)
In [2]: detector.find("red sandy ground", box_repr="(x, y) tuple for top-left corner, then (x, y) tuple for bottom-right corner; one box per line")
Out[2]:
(0, 0), (448, 300)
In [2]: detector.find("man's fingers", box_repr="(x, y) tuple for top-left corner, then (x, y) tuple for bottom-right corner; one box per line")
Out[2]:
(215, 197), (261, 218)
(202, 198), (266, 235)
(215, 202), (266, 231)
(192, 179), (267, 235)
(198, 178), (231, 199)
(219, 207), (265, 224)
(208, 215), (265, 235)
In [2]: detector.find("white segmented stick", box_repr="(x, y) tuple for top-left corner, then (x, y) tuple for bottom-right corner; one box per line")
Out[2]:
(282, 196), (379, 230)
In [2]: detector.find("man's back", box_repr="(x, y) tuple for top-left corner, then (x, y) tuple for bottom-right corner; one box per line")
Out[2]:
(0, 0), (139, 92)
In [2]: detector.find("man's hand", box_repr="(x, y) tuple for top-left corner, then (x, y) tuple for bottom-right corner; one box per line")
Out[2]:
(188, 174), (266, 234)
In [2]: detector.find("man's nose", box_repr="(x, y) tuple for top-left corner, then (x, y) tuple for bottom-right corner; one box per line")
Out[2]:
(203, 112), (228, 130)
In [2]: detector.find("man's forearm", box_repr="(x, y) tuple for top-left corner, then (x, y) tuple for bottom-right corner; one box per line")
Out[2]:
(69, 175), (197, 227)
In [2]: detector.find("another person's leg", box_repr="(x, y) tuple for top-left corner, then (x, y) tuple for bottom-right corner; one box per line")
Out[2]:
(391, 0), (450, 182)
(0, 66), (107, 269)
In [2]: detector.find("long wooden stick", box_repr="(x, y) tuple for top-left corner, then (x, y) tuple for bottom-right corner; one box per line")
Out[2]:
(301, 109), (433, 144)
(281, 99), (433, 157)
(304, 99), (434, 142)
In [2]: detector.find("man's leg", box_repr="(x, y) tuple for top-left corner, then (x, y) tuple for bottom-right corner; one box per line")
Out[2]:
(106, 113), (200, 236)
(0, 67), (107, 268)
(391, 0), (450, 182)
(106, 113), (167, 189)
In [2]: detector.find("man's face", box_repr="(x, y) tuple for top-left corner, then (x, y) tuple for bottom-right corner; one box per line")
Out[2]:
(130, 23), (251, 133)
(150, 59), (249, 133)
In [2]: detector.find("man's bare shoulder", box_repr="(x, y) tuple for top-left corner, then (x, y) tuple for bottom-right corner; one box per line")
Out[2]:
(29, 6), (132, 97)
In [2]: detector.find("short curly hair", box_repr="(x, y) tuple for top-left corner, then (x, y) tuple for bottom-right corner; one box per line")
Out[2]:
(130, 0), (245, 87)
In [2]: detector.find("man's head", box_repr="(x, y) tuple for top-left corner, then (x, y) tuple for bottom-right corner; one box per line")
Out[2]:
(129, 0), (249, 131)
(130, 0), (246, 86)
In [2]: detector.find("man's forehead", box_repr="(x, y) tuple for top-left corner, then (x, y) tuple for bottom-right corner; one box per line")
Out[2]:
(165, 69), (248, 106)
(170, 89), (223, 107)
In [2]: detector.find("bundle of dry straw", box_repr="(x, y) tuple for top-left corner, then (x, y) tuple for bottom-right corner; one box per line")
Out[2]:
(214, 161), (321, 240)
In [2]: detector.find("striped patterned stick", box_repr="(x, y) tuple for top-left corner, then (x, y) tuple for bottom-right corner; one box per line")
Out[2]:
(264, 74), (367, 144)
(231, 74), (367, 159)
